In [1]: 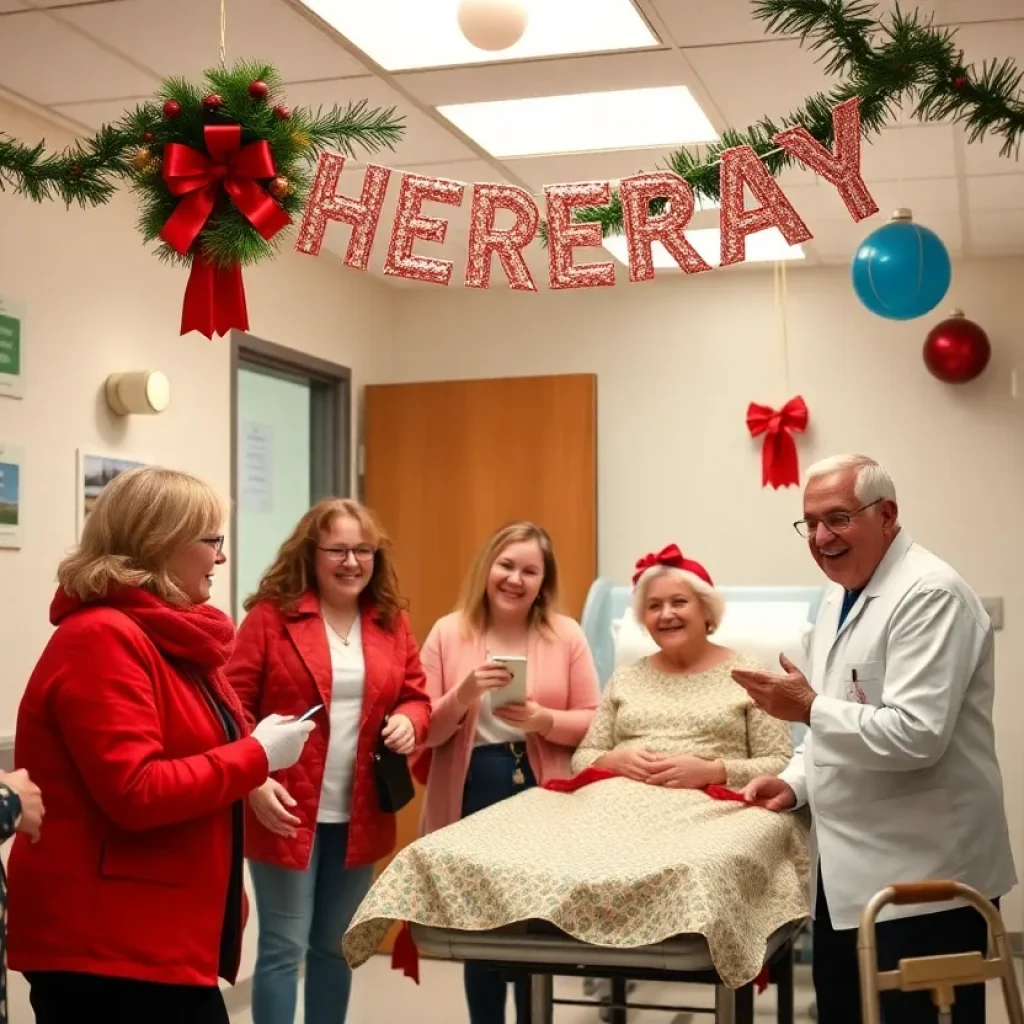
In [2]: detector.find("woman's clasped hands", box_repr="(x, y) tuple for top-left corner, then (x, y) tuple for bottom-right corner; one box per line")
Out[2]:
(596, 749), (723, 789)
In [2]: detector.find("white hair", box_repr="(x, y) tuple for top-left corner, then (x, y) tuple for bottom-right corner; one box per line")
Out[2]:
(805, 454), (897, 505)
(632, 565), (725, 634)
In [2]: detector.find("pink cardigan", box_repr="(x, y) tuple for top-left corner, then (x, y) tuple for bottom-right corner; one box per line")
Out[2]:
(418, 611), (600, 836)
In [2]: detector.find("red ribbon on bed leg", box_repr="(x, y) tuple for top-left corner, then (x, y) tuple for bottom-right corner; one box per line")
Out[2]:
(391, 922), (420, 984)
(543, 767), (617, 793)
(704, 784), (751, 805)
(755, 966), (769, 993)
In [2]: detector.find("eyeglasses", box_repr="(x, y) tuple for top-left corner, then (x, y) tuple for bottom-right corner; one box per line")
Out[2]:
(793, 499), (881, 539)
(201, 535), (225, 554)
(318, 545), (376, 563)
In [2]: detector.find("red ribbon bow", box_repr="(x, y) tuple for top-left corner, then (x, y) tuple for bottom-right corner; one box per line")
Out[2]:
(160, 124), (292, 339)
(745, 396), (809, 489)
(632, 544), (713, 587)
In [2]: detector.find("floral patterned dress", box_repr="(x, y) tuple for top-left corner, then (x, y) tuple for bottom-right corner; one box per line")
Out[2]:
(0, 780), (21, 1024)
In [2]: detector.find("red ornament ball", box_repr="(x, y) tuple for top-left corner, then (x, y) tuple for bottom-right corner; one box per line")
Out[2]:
(953, 75), (969, 89)
(203, 93), (224, 111)
(142, 130), (155, 142)
(162, 99), (182, 119)
(923, 311), (991, 384)
(248, 80), (270, 101)
(273, 104), (291, 121)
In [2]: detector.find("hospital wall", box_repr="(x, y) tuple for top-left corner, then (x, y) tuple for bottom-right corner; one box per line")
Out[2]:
(0, 97), (397, 1018)
(388, 262), (1024, 928)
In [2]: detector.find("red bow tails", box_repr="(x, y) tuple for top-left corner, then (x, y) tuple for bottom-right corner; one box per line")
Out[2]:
(745, 396), (809, 489)
(160, 124), (292, 339)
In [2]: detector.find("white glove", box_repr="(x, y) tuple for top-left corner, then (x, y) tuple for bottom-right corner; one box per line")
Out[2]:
(251, 714), (315, 772)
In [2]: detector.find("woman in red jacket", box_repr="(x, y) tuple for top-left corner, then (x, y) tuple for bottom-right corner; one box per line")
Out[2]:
(226, 497), (430, 1024)
(7, 467), (314, 1024)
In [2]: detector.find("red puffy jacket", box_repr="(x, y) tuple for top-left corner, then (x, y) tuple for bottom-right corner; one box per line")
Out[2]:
(225, 593), (430, 870)
(8, 587), (269, 987)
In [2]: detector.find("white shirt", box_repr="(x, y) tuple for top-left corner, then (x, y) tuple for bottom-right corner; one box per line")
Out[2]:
(318, 616), (365, 823)
(779, 530), (1016, 929)
(474, 694), (526, 746)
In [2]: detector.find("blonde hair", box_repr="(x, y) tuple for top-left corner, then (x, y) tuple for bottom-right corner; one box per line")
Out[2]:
(57, 467), (225, 605)
(244, 498), (407, 629)
(456, 522), (559, 635)
(632, 565), (726, 634)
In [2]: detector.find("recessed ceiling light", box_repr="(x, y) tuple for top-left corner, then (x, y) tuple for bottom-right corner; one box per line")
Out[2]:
(438, 86), (717, 159)
(297, 0), (658, 71)
(604, 228), (806, 269)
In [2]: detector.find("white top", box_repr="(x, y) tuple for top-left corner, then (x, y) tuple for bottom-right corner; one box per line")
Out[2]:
(318, 616), (365, 823)
(778, 530), (1016, 929)
(474, 694), (526, 746)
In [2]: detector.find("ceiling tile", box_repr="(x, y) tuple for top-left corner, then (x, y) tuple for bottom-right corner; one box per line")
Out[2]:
(966, 173), (1024, 211)
(49, 96), (143, 130)
(506, 146), (684, 189)
(939, 0), (1024, 20)
(961, 128), (1021, 177)
(283, 78), (475, 165)
(651, 0), (783, 48)
(0, 10), (160, 105)
(952, 17), (1024, 69)
(55, 0), (367, 83)
(861, 124), (957, 181)
(0, 2), (28, 12)
(397, 49), (684, 107)
(683, 39), (831, 129)
(968, 209), (1024, 249)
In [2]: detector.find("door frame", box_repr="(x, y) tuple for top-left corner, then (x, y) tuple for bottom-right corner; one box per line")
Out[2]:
(229, 331), (352, 619)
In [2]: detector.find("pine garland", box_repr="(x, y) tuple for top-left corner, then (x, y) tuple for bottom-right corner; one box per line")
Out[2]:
(0, 59), (402, 222)
(569, 0), (1024, 238)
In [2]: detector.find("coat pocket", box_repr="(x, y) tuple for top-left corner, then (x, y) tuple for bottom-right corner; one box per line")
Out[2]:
(99, 835), (187, 888)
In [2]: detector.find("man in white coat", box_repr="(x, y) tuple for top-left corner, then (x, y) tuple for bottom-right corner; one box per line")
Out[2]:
(733, 453), (1015, 1024)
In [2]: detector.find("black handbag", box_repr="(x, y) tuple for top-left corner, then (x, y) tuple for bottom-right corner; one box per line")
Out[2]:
(374, 718), (415, 813)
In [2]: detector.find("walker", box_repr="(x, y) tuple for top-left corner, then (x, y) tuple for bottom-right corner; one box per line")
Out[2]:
(858, 881), (1024, 1024)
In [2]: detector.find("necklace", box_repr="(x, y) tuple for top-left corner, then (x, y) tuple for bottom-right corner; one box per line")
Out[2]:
(324, 612), (357, 646)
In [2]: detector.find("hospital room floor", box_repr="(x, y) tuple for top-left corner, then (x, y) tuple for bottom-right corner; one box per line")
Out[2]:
(229, 957), (1021, 1022)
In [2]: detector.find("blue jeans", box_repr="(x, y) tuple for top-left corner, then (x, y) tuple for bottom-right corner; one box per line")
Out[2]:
(461, 744), (536, 1024)
(249, 823), (374, 1024)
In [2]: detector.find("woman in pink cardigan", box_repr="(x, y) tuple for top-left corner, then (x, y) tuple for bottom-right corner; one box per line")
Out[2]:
(418, 521), (599, 1024)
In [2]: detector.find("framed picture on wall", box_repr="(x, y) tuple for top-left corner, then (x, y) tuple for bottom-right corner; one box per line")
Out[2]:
(76, 450), (149, 536)
(0, 295), (24, 401)
(0, 443), (24, 549)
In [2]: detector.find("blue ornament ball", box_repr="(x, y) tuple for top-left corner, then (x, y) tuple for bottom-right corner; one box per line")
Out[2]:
(851, 211), (952, 321)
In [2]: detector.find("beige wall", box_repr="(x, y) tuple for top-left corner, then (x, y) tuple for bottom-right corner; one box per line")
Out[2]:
(0, 99), (395, 1012)
(388, 261), (1024, 926)
(0, 98), (396, 730)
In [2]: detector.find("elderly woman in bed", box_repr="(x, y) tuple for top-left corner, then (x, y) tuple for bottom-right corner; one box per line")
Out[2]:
(573, 545), (792, 788)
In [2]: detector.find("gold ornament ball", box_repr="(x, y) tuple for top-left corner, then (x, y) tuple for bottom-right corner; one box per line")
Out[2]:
(269, 176), (291, 200)
(131, 148), (154, 172)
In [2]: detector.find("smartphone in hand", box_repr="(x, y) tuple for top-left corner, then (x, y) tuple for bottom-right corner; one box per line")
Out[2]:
(296, 704), (324, 723)
(486, 655), (528, 710)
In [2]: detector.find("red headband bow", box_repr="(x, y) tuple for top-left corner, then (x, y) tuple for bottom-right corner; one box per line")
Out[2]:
(632, 544), (714, 587)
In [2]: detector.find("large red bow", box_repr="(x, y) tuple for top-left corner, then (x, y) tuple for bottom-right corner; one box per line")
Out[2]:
(160, 124), (292, 338)
(745, 396), (809, 489)
(632, 544), (713, 587)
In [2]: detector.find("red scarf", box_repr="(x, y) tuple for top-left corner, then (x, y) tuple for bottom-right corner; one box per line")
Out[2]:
(49, 584), (247, 728)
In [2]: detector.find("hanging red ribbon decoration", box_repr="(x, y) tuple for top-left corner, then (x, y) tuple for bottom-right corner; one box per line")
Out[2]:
(160, 124), (292, 338)
(745, 396), (809, 489)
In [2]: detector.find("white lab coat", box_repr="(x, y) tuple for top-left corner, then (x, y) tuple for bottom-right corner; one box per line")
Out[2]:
(779, 529), (1016, 930)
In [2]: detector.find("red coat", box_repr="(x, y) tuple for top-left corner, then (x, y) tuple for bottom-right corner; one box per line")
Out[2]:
(8, 587), (269, 987)
(225, 593), (431, 870)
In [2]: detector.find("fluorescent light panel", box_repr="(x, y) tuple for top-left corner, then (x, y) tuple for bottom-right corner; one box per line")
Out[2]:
(297, 0), (658, 71)
(604, 229), (806, 268)
(438, 86), (718, 159)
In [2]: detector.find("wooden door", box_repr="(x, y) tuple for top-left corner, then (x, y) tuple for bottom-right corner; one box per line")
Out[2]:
(362, 373), (597, 950)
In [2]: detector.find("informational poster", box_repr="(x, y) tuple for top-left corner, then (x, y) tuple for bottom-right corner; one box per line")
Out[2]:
(0, 443), (24, 549)
(0, 296), (23, 400)
(76, 451), (148, 535)
(241, 422), (274, 513)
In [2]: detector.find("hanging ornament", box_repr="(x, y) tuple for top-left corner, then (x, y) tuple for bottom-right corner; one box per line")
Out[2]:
(273, 104), (291, 121)
(457, 0), (529, 51)
(162, 99), (182, 119)
(268, 175), (291, 200)
(143, 131), (155, 143)
(248, 80), (270, 102)
(851, 208), (952, 320)
(202, 93), (224, 112)
(923, 310), (991, 384)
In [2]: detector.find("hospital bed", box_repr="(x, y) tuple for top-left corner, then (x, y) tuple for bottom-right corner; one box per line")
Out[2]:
(413, 579), (825, 1023)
